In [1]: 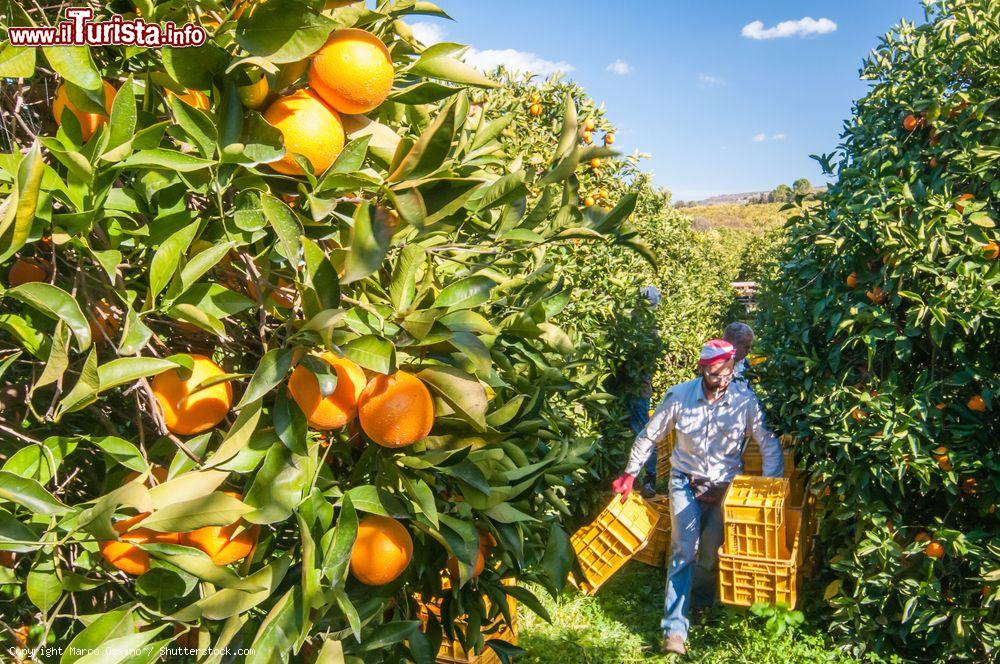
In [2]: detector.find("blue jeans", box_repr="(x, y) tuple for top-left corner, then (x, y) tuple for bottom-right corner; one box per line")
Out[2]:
(625, 395), (657, 482)
(662, 470), (724, 640)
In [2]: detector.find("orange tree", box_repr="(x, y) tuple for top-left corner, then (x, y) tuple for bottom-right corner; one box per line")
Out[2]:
(0, 1), (644, 660)
(753, 1), (998, 660)
(477, 73), (741, 506)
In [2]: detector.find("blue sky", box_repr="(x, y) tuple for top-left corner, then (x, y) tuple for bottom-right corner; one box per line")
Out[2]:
(408, 0), (928, 201)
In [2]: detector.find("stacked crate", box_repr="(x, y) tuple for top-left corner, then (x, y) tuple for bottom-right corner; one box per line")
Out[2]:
(569, 492), (661, 594)
(655, 429), (676, 481)
(717, 476), (804, 608)
(632, 495), (671, 567)
(415, 579), (518, 664)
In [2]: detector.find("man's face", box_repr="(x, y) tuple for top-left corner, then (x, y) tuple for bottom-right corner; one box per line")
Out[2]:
(730, 335), (753, 362)
(701, 359), (735, 392)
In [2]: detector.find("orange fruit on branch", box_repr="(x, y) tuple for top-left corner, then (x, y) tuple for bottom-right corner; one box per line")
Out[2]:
(446, 529), (491, 581)
(953, 193), (974, 214)
(99, 513), (181, 576)
(581, 130), (593, 144)
(902, 114), (921, 131)
(288, 352), (367, 429)
(983, 241), (999, 260)
(53, 80), (117, 141)
(923, 541), (944, 558)
(866, 286), (887, 304)
(308, 28), (394, 115)
(181, 493), (259, 566)
(263, 89), (345, 176)
(845, 273), (858, 288)
(583, 117), (596, 131)
(349, 515), (413, 585)
(967, 394), (987, 412)
(583, 196), (596, 207)
(88, 299), (122, 344)
(357, 371), (434, 447)
(529, 103), (542, 117)
(151, 354), (233, 436)
(7, 258), (50, 287)
(166, 88), (210, 111)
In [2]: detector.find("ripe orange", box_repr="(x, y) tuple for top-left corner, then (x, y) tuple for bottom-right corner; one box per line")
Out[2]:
(530, 93), (541, 104)
(902, 114), (920, 131)
(263, 89), (345, 176)
(166, 88), (210, 111)
(954, 193), (974, 214)
(967, 394), (987, 412)
(357, 371), (435, 447)
(52, 80), (117, 141)
(983, 241), (999, 260)
(88, 299), (122, 343)
(850, 407), (865, 422)
(529, 103), (542, 117)
(99, 513), (181, 576)
(0, 551), (15, 567)
(7, 258), (49, 287)
(961, 477), (977, 494)
(929, 157), (938, 168)
(845, 273), (858, 288)
(308, 29), (394, 115)
(583, 196), (596, 207)
(583, 118), (596, 131)
(581, 130), (593, 144)
(914, 531), (931, 543)
(604, 132), (615, 145)
(182, 493), (259, 566)
(150, 355), (233, 436)
(350, 515), (413, 585)
(866, 286), (887, 304)
(288, 352), (367, 429)
(11, 625), (29, 648)
(590, 158), (601, 169)
(924, 541), (944, 558)
(446, 530), (490, 580)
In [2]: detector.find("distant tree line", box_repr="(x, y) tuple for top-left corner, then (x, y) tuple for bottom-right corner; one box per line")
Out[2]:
(754, 178), (814, 203)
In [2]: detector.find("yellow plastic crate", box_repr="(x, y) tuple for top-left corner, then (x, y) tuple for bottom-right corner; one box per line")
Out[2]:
(633, 495), (671, 567)
(415, 581), (517, 664)
(655, 429), (676, 481)
(741, 449), (796, 477)
(723, 476), (790, 559)
(570, 492), (661, 594)
(719, 509), (802, 609)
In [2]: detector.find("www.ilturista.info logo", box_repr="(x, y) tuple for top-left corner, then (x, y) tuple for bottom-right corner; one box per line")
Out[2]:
(7, 7), (207, 48)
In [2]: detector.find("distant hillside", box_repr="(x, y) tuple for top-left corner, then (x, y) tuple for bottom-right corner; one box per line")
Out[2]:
(676, 191), (770, 207)
(683, 202), (794, 233)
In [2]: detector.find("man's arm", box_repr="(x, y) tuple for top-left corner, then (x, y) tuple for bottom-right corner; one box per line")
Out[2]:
(748, 394), (784, 478)
(623, 393), (677, 476)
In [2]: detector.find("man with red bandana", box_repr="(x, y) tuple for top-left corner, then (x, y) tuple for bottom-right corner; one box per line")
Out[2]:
(611, 338), (784, 656)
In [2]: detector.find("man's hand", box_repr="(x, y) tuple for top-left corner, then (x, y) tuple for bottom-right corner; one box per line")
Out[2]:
(611, 473), (635, 502)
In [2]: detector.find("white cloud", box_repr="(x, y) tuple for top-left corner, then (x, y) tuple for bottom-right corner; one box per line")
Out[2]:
(741, 17), (837, 40)
(409, 21), (446, 46)
(752, 133), (787, 142)
(698, 73), (725, 87)
(606, 59), (632, 75)
(462, 48), (573, 76)
(771, 133), (786, 140)
(752, 133), (768, 142)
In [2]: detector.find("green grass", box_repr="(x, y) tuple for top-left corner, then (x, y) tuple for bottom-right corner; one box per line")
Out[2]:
(516, 562), (866, 664)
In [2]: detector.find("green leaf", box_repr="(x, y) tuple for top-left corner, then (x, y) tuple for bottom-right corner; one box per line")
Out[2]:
(61, 607), (137, 664)
(2, 436), (76, 485)
(388, 97), (459, 182)
(92, 436), (148, 474)
(43, 46), (100, 91)
(120, 149), (214, 172)
(0, 142), (45, 262)
(410, 47), (497, 88)
(390, 245), (426, 311)
(176, 242), (236, 298)
(97, 357), (178, 392)
(342, 203), (398, 284)
(360, 621), (421, 651)
(74, 626), (167, 664)
(170, 96), (219, 159)
(418, 365), (487, 431)
(162, 44), (228, 90)
(207, 401), (262, 470)
(27, 557), (62, 612)
(0, 471), (70, 515)
(322, 494), (357, 587)
(106, 76), (137, 155)
(244, 443), (305, 524)
(0, 508), (39, 553)
(474, 172), (527, 213)
(139, 492), (251, 532)
(273, 389), (308, 456)
(5, 282), (91, 351)
(236, 0), (336, 64)
(260, 193), (302, 263)
(149, 222), (199, 302)
(432, 276), (495, 311)
(0, 43), (36, 78)
(342, 335), (396, 374)
(235, 348), (294, 410)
